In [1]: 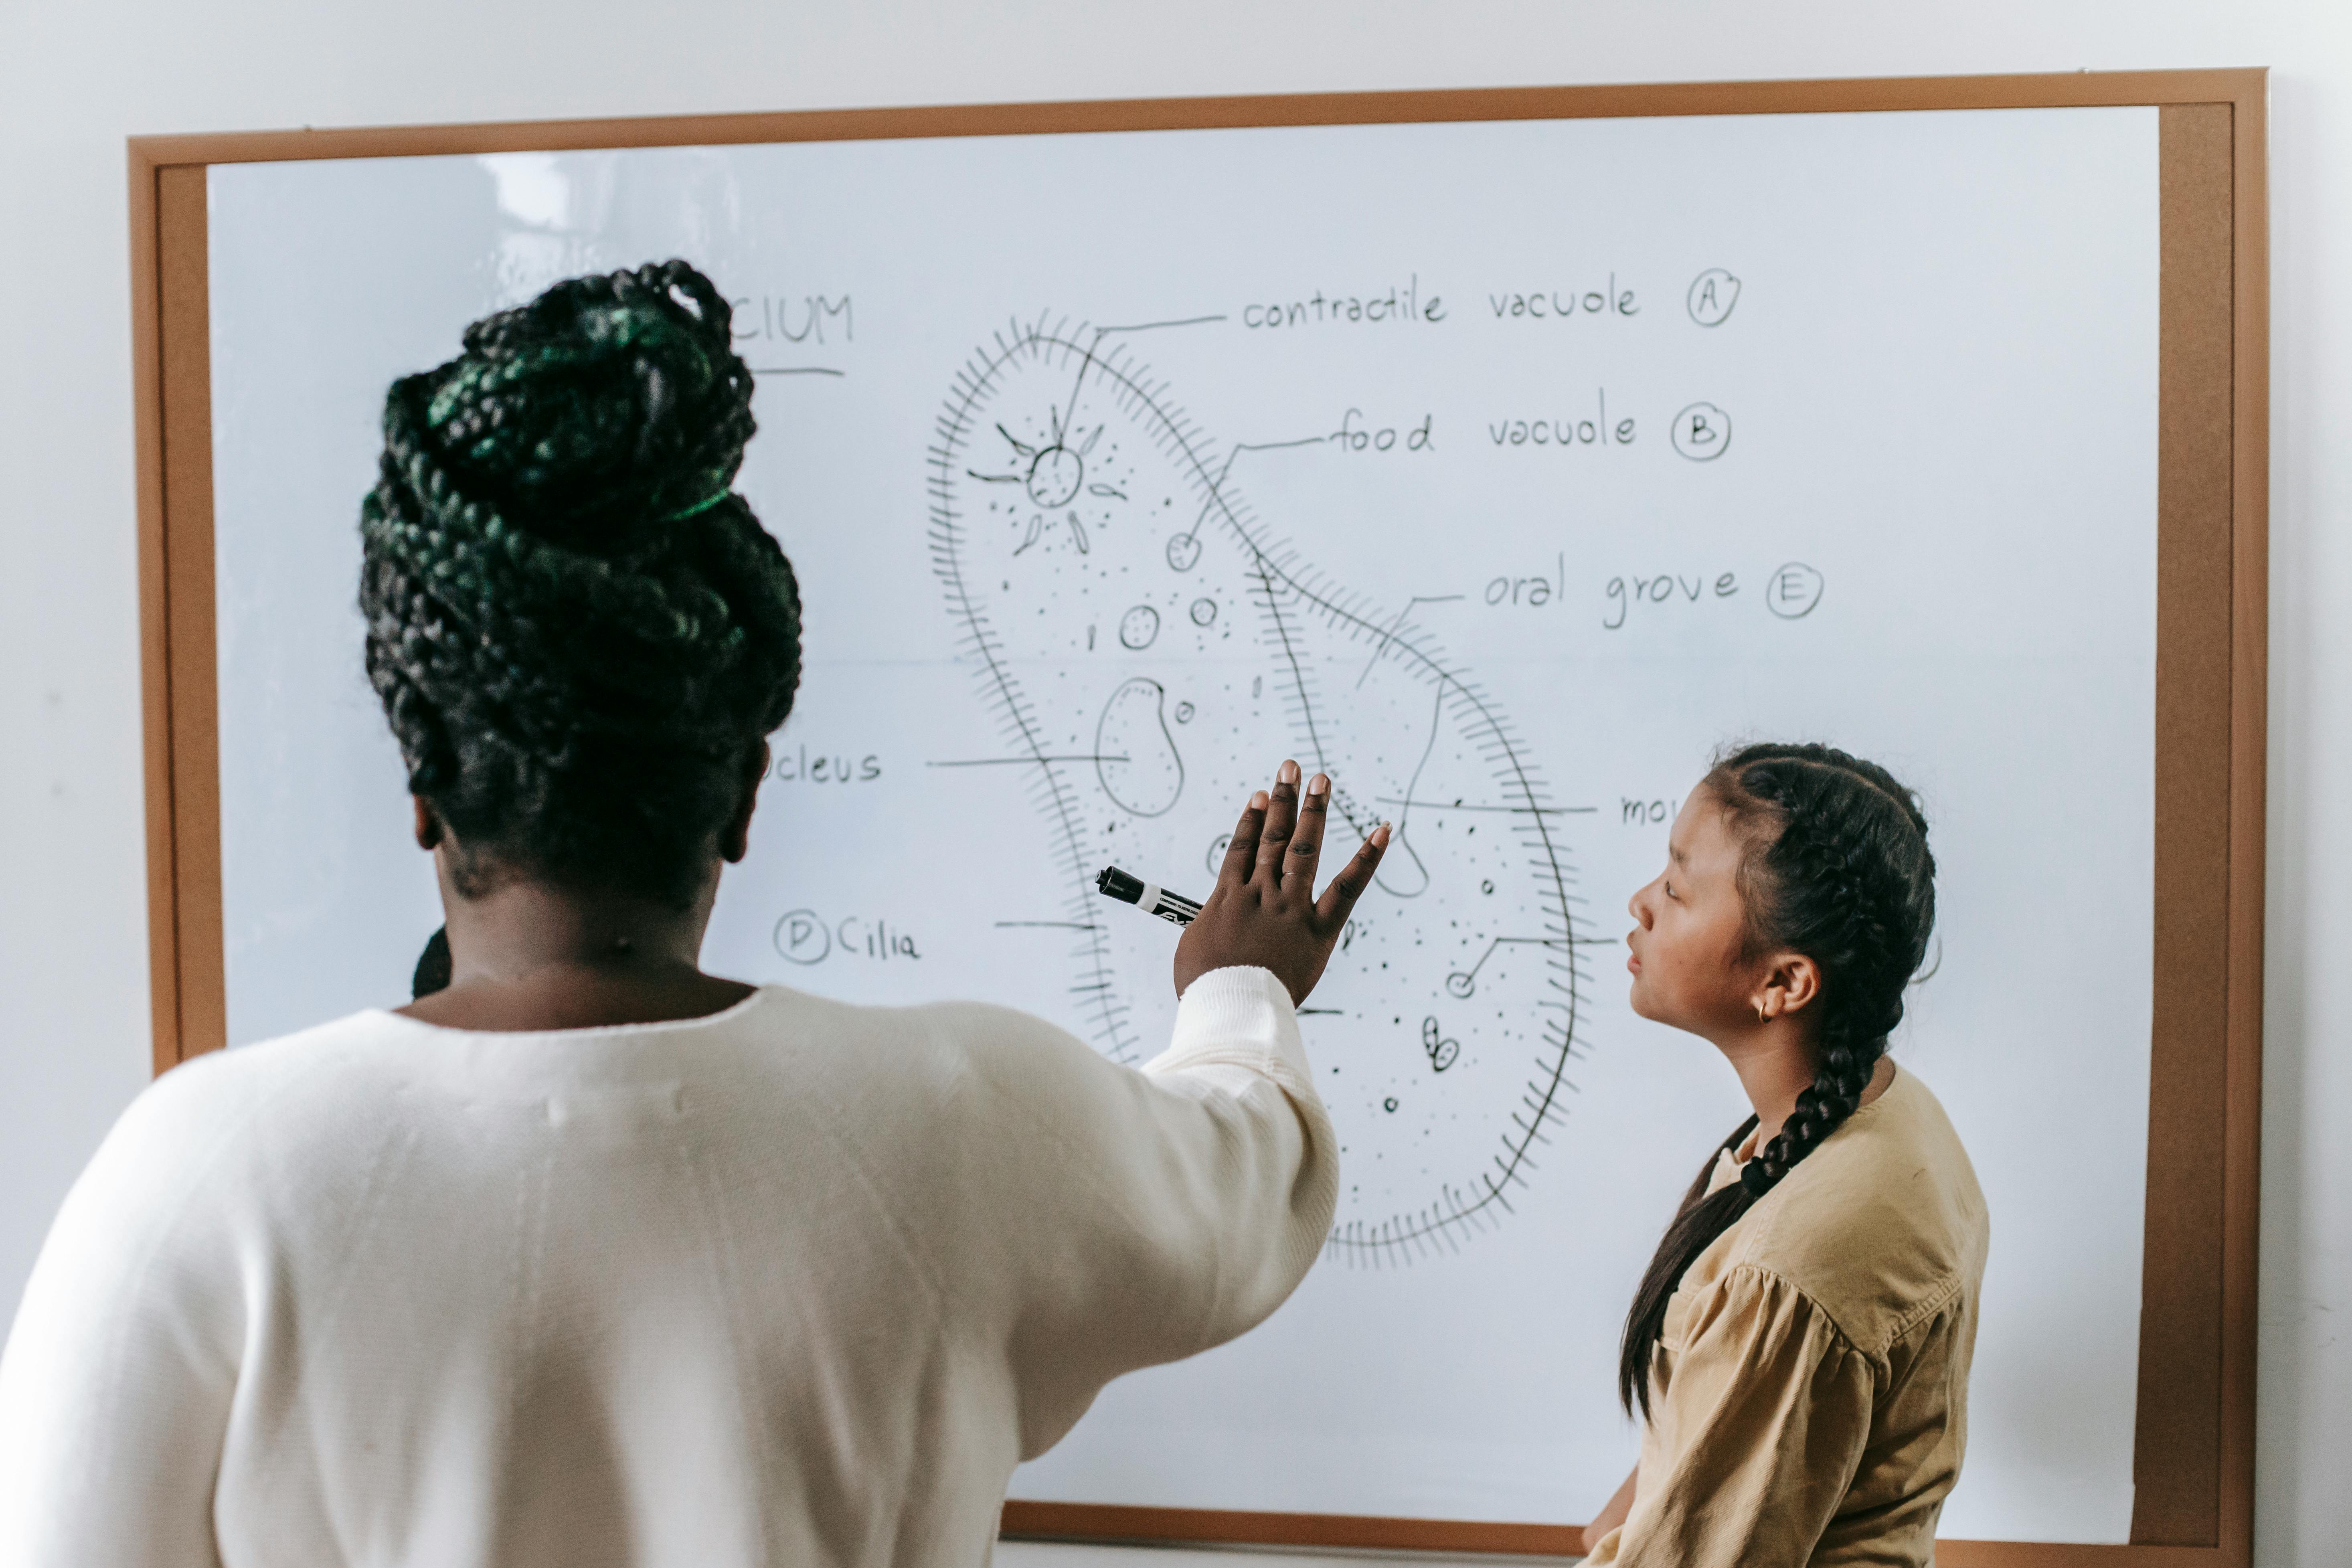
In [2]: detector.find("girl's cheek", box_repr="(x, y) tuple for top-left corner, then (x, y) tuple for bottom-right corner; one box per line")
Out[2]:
(1637, 942), (1672, 1001)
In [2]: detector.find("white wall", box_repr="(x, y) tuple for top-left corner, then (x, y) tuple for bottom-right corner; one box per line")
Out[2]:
(0, 3), (2342, 1562)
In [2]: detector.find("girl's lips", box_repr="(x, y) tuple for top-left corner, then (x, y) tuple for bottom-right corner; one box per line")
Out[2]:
(1625, 954), (1640, 974)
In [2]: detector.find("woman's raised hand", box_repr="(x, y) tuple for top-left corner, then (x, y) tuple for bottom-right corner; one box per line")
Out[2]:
(1172, 760), (1392, 1005)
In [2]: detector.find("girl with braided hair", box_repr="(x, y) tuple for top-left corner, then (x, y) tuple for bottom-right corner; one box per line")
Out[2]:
(1579, 743), (1988, 1568)
(0, 261), (1392, 1568)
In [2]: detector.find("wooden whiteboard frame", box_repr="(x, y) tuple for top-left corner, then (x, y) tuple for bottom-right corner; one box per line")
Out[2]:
(128, 69), (2267, 1565)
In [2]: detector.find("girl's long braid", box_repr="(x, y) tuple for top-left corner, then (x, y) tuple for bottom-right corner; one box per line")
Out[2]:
(1617, 744), (1936, 1416)
(1731, 758), (1932, 1195)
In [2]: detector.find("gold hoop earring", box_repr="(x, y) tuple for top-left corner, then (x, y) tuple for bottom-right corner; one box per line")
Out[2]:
(1756, 1000), (1769, 1024)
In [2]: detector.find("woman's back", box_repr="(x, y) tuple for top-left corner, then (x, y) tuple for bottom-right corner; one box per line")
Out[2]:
(0, 971), (1335, 1568)
(0, 261), (1395, 1568)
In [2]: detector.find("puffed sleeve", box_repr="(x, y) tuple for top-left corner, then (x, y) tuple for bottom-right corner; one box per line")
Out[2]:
(1585, 1265), (1875, 1568)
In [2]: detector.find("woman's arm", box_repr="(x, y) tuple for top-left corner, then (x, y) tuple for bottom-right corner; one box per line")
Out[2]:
(951, 765), (1386, 1457)
(1016, 963), (1342, 1449)
(0, 1068), (243, 1568)
(937, 965), (1337, 1459)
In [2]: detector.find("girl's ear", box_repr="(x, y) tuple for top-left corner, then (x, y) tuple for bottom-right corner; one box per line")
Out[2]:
(1756, 951), (1824, 1020)
(412, 796), (443, 851)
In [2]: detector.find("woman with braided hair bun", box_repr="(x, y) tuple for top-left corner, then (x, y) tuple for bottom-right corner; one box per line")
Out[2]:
(1579, 743), (1988, 1568)
(359, 257), (802, 927)
(0, 263), (1392, 1568)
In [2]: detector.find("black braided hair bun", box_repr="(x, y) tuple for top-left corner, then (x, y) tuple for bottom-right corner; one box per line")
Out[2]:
(360, 260), (803, 905)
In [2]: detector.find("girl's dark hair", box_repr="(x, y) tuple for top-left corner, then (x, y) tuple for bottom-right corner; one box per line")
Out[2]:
(1617, 742), (1937, 1416)
(359, 260), (803, 907)
(411, 925), (452, 999)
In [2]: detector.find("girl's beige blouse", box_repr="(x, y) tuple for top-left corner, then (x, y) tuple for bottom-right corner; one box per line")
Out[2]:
(1587, 1066), (1990, 1568)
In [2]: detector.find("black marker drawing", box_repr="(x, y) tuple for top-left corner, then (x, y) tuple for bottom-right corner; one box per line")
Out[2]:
(1686, 268), (1740, 326)
(929, 312), (1592, 1264)
(1118, 605), (1162, 650)
(774, 909), (830, 965)
(1445, 934), (1566, 999)
(1671, 402), (1733, 461)
(1094, 678), (1184, 817)
(1766, 562), (1826, 619)
(1422, 1016), (1460, 1072)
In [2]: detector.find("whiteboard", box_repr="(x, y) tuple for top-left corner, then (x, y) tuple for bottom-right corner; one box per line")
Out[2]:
(206, 105), (2159, 1543)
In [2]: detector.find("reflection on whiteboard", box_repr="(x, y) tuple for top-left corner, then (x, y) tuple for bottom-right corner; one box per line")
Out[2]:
(204, 104), (2160, 1542)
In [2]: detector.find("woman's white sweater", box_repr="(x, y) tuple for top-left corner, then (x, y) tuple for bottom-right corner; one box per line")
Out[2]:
(0, 966), (1335, 1568)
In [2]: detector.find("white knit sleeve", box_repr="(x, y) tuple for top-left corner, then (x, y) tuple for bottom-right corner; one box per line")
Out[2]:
(933, 965), (1339, 1459)
(0, 1061), (245, 1568)
(1139, 964), (1340, 1333)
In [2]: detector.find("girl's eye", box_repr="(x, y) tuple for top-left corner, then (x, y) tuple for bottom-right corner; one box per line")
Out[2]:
(1663, 880), (1677, 899)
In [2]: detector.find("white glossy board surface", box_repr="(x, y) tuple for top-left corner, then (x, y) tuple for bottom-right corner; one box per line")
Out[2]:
(207, 105), (2157, 1542)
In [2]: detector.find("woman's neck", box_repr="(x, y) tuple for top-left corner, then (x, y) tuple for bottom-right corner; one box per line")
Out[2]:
(445, 877), (710, 974)
(397, 865), (753, 1032)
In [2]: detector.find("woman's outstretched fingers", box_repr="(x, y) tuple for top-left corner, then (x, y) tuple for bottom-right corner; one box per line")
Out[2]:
(1176, 771), (1391, 1005)
(1221, 791), (1270, 889)
(1285, 773), (1331, 888)
(1316, 821), (1393, 925)
(1254, 760), (1301, 882)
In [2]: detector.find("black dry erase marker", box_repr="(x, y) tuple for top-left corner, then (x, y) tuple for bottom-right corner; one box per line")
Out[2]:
(1096, 866), (1203, 927)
